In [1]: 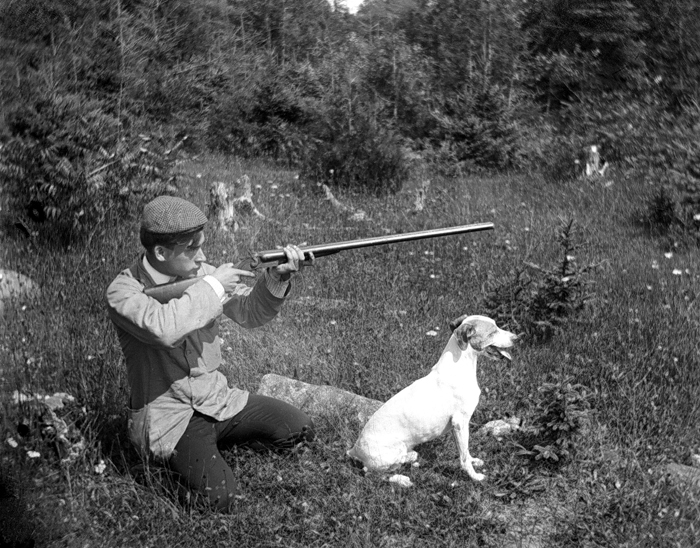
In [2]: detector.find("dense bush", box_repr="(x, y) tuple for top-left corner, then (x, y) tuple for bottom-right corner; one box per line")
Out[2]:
(0, 93), (178, 243)
(517, 374), (592, 465)
(299, 109), (409, 196)
(429, 87), (525, 172)
(206, 64), (316, 166)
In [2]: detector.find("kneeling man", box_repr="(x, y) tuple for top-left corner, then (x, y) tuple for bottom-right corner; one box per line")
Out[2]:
(106, 196), (314, 512)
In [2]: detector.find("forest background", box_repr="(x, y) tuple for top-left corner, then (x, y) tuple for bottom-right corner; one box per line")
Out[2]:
(1, 0), (699, 233)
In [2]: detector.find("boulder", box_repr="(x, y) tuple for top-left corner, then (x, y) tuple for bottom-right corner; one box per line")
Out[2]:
(479, 417), (521, 439)
(257, 374), (383, 425)
(664, 463), (700, 493)
(0, 269), (40, 317)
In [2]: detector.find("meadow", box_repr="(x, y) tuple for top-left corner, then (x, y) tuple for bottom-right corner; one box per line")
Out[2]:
(1, 155), (699, 547)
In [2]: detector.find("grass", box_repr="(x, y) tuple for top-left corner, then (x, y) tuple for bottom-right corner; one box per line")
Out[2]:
(1, 155), (699, 547)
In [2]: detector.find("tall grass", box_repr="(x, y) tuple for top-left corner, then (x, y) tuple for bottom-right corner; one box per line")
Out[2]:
(1, 157), (699, 547)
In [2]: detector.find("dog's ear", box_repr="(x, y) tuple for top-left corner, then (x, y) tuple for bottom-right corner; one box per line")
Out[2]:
(455, 318), (496, 352)
(454, 323), (476, 350)
(449, 315), (469, 332)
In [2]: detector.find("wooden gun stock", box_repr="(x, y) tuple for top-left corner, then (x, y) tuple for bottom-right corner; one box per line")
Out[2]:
(144, 222), (494, 303)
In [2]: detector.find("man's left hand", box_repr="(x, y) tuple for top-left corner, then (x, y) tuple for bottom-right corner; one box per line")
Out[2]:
(269, 245), (314, 282)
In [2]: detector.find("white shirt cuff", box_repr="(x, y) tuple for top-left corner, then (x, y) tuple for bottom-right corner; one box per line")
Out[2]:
(203, 275), (226, 301)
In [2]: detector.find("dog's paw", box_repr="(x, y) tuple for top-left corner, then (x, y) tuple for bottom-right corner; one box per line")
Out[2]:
(470, 472), (486, 482)
(405, 451), (419, 464)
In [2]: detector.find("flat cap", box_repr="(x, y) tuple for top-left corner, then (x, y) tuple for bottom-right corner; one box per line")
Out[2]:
(141, 196), (207, 234)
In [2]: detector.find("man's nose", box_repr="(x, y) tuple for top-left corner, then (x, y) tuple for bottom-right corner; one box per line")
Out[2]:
(195, 248), (206, 262)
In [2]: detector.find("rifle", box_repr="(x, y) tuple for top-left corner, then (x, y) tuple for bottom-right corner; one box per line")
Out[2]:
(144, 222), (494, 303)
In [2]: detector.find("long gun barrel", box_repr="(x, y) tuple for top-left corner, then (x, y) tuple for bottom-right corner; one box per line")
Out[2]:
(144, 222), (494, 303)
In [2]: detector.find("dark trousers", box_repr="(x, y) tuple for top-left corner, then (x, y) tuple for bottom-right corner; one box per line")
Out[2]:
(168, 394), (314, 512)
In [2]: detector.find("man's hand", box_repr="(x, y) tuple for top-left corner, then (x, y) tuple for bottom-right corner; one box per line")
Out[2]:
(211, 263), (256, 293)
(269, 245), (314, 282)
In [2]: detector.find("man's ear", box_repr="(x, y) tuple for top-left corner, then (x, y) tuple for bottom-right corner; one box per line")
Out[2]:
(152, 245), (169, 263)
(449, 315), (468, 332)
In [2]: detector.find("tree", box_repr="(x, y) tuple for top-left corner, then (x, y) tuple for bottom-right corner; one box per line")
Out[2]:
(632, 0), (700, 108)
(522, 0), (645, 107)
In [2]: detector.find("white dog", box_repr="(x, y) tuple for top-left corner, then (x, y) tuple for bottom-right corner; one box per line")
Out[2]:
(347, 314), (517, 481)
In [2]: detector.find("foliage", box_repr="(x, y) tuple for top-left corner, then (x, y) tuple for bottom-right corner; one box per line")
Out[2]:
(517, 375), (592, 464)
(481, 219), (598, 342)
(429, 87), (526, 171)
(206, 61), (316, 165)
(0, 92), (178, 243)
(300, 107), (409, 195)
(633, 0), (700, 109)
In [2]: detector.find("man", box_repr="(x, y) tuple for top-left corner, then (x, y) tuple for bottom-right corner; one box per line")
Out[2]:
(106, 195), (315, 512)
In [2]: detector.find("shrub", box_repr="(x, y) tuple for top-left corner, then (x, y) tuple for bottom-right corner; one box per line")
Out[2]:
(481, 219), (598, 342)
(206, 64), (315, 166)
(300, 110), (409, 196)
(540, 132), (589, 184)
(517, 374), (592, 465)
(647, 185), (679, 231)
(644, 168), (700, 245)
(429, 87), (524, 171)
(0, 93), (178, 243)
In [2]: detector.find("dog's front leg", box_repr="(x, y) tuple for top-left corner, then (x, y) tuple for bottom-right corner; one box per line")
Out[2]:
(451, 413), (485, 481)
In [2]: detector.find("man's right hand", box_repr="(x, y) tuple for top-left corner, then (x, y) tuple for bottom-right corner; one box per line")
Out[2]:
(211, 263), (255, 293)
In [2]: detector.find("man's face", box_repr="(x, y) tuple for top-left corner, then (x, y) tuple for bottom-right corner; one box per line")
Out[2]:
(158, 231), (207, 279)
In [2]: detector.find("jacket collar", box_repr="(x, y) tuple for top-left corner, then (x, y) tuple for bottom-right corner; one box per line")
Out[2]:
(130, 253), (174, 289)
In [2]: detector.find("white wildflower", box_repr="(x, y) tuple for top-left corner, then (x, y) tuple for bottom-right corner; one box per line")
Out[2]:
(672, 269), (682, 276)
(27, 451), (41, 459)
(426, 330), (438, 337)
(7, 438), (18, 448)
(664, 252), (673, 259)
(94, 460), (107, 475)
(652, 261), (659, 270)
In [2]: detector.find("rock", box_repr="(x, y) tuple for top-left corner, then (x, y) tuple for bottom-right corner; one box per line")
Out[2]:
(0, 270), (40, 317)
(388, 474), (413, 488)
(9, 391), (85, 463)
(257, 374), (383, 425)
(664, 463), (700, 493)
(479, 417), (521, 439)
(691, 454), (700, 468)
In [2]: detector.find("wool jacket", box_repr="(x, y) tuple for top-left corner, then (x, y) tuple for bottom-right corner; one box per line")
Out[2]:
(105, 255), (288, 459)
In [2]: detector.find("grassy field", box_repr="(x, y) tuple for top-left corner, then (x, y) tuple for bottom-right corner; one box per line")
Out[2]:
(1, 155), (699, 547)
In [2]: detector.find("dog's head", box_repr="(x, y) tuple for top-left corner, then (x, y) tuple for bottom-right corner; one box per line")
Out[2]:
(448, 315), (517, 360)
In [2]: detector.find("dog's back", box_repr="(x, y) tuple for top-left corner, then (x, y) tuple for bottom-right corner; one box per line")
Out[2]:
(347, 371), (454, 470)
